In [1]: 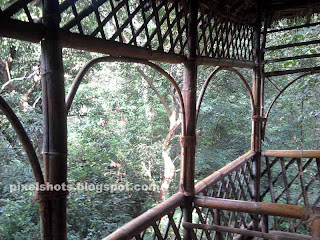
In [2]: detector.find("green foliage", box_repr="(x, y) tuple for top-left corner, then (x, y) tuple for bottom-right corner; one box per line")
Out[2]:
(0, 8), (319, 240)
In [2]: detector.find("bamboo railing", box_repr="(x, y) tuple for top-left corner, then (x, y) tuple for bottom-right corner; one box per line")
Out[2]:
(194, 197), (304, 219)
(103, 151), (256, 240)
(103, 193), (185, 240)
(260, 150), (320, 233)
(103, 150), (320, 240)
(193, 151), (256, 240)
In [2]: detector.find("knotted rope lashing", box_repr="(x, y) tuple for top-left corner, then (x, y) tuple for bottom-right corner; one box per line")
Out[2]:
(180, 136), (197, 148)
(302, 205), (320, 226)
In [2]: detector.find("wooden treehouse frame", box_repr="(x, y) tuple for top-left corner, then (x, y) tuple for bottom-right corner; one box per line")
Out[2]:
(0, 0), (320, 239)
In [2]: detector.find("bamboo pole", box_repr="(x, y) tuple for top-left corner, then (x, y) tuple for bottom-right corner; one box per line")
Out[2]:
(264, 39), (320, 51)
(259, 14), (269, 232)
(251, 0), (263, 231)
(0, 18), (257, 69)
(197, 57), (255, 69)
(180, 1), (198, 240)
(264, 53), (320, 63)
(265, 66), (320, 77)
(40, 1), (68, 239)
(262, 150), (320, 158)
(251, 1), (262, 152)
(0, 18), (45, 43)
(267, 21), (320, 33)
(102, 193), (184, 240)
(311, 217), (320, 238)
(182, 222), (312, 240)
(194, 151), (255, 194)
(0, 18), (185, 64)
(194, 196), (304, 219)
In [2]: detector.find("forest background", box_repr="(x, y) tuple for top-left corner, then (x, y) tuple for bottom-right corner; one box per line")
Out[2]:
(0, 2), (319, 239)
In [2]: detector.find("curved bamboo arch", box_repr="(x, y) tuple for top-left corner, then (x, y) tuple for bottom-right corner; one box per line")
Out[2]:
(0, 95), (44, 184)
(66, 56), (186, 135)
(263, 71), (320, 137)
(265, 71), (320, 119)
(196, 66), (254, 123)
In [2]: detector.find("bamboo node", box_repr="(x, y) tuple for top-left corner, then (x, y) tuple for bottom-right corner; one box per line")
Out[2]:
(251, 115), (267, 122)
(33, 189), (69, 202)
(42, 151), (68, 157)
(180, 136), (197, 147)
(302, 206), (320, 225)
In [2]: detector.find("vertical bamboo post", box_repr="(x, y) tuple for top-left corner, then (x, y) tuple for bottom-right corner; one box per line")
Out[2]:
(40, 0), (68, 239)
(311, 217), (320, 238)
(251, 0), (263, 231)
(260, 14), (269, 234)
(180, 0), (198, 240)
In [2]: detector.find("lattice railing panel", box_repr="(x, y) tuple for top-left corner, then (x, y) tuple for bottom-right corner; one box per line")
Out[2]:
(59, 0), (188, 54)
(194, 156), (255, 240)
(130, 206), (184, 240)
(197, 12), (254, 60)
(261, 156), (320, 233)
(1, 0), (39, 23)
(2, 0), (255, 60)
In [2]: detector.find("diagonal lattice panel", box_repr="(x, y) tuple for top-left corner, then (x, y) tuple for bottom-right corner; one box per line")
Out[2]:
(261, 156), (320, 233)
(1, 0), (40, 23)
(130, 206), (183, 240)
(2, 0), (255, 60)
(193, 155), (255, 240)
(197, 12), (254, 60)
(59, 0), (189, 54)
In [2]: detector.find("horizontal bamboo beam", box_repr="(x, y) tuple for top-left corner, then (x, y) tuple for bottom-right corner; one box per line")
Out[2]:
(265, 66), (320, 77)
(60, 30), (185, 64)
(264, 53), (320, 64)
(264, 39), (320, 51)
(182, 222), (312, 240)
(194, 196), (304, 219)
(194, 151), (255, 194)
(0, 17), (45, 43)
(0, 18), (185, 64)
(102, 193), (184, 240)
(262, 150), (320, 158)
(0, 18), (255, 68)
(197, 57), (255, 69)
(267, 22), (320, 33)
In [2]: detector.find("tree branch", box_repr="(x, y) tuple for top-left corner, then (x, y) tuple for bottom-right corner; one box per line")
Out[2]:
(111, 20), (172, 118)
(136, 67), (172, 118)
(163, 117), (181, 148)
(0, 56), (11, 83)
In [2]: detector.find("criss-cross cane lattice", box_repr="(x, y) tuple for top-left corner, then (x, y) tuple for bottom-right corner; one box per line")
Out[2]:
(130, 206), (184, 240)
(193, 157), (255, 240)
(260, 156), (320, 234)
(1, 0), (254, 61)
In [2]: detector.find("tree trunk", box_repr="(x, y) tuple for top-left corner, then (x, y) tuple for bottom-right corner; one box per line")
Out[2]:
(160, 110), (181, 200)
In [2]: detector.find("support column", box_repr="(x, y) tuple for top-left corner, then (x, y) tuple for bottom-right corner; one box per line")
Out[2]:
(180, 1), (198, 240)
(260, 14), (269, 234)
(251, 0), (263, 231)
(39, 0), (68, 239)
(311, 217), (320, 238)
